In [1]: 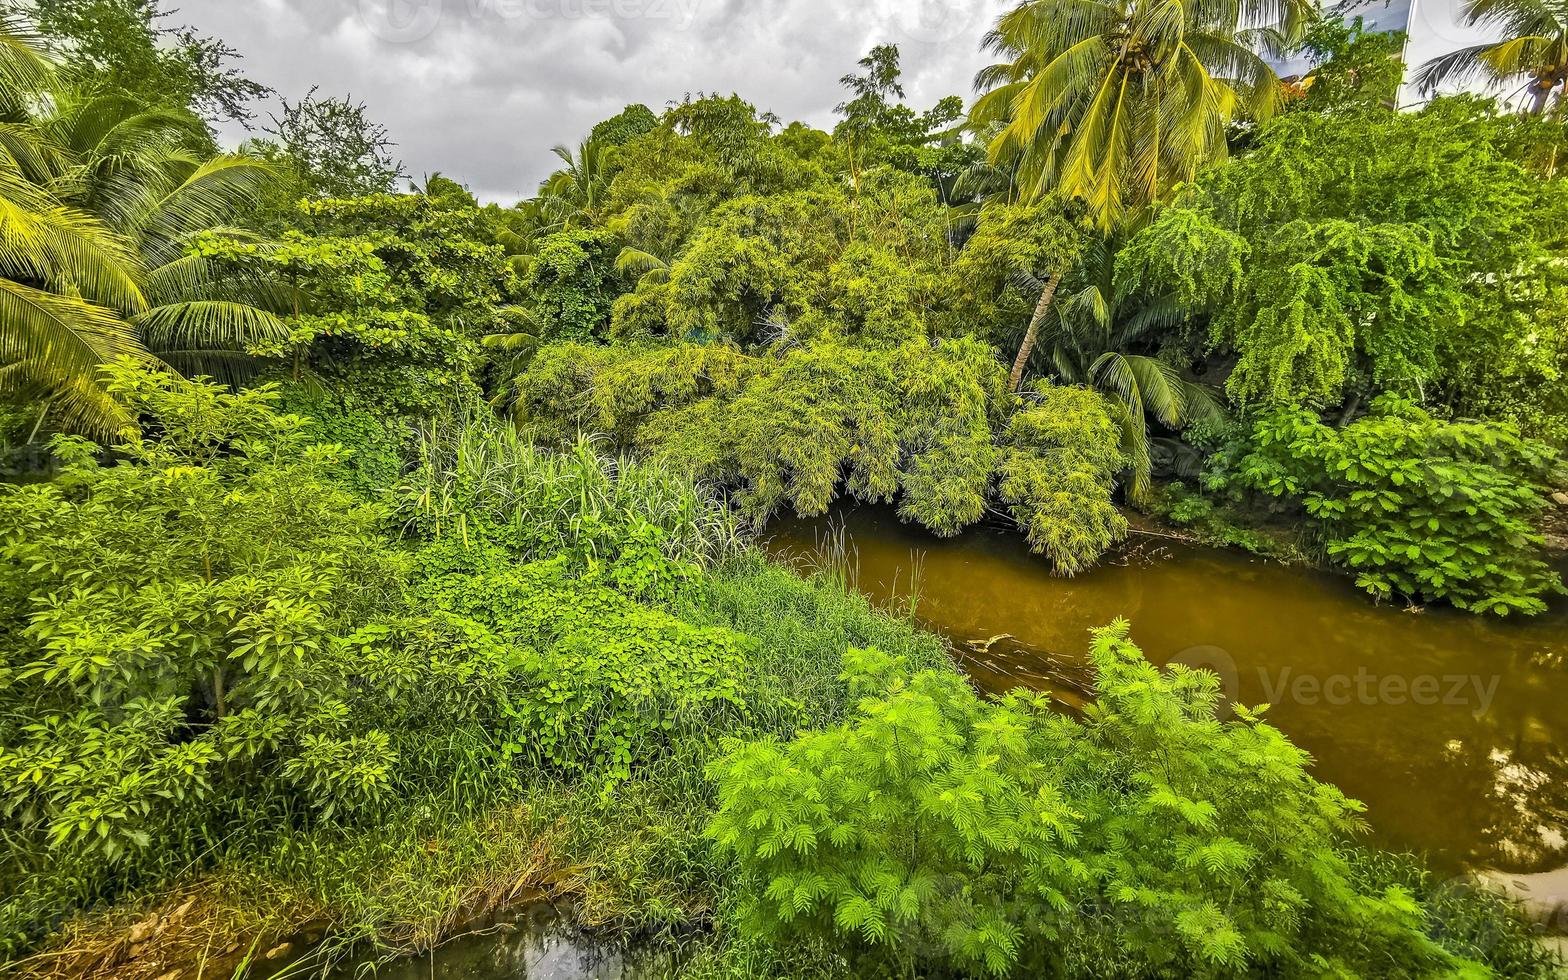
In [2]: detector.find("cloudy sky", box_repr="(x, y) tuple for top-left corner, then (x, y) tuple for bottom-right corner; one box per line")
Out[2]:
(182, 0), (1014, 203)
(182, 0), (1492, 205)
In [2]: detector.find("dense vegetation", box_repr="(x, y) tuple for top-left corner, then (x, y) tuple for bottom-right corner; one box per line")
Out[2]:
(1, 1), (1566, 978)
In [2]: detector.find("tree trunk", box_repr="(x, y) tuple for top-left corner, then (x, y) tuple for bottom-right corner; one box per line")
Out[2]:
(1336, 392), (1362, 429)
(1009, 271), (1063, 393)
(1528, 75), (1555, 115)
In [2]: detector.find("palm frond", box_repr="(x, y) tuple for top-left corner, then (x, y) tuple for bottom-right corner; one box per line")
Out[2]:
(134, 301), (289, 353)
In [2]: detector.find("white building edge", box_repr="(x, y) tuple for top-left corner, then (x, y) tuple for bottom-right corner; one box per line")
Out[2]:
(1271, 0), (1515, 110)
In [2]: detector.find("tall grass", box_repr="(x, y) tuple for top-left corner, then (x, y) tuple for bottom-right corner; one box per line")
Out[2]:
(396, 404), (748, 567)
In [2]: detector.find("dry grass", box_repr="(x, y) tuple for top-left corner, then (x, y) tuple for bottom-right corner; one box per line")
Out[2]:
(9, 805), (574, 980)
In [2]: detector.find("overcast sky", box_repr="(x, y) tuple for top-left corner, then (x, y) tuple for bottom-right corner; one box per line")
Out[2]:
(184, 0), (1013, 203)
(182, 0), (1491, 205)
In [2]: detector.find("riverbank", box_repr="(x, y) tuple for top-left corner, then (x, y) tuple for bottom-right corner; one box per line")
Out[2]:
(7, 543), (1560, 980)
(7, 556), (949, 980)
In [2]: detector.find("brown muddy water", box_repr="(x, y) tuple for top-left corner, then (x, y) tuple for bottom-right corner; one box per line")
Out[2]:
(765, 503), (1568, 878)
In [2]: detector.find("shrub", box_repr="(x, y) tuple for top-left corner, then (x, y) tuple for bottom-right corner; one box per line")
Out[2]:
(996, 383), (1129, 575)
(509, 340), (1131, 574)
(420, 558), (752, 792)
(708, 622), (1471, 977)
(1209, 395), (1564, 614)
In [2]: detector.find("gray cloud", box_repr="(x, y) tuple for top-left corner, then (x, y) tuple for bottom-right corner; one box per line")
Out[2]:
(186, 0), (1011, 203)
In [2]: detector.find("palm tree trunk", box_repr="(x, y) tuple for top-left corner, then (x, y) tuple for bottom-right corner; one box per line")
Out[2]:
(1528, 75), (1556, 115)
(1010, 271), (1063, 393)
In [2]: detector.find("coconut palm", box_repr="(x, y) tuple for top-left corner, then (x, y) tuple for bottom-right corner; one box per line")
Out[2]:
(0, 28), (290, 433)
(537, 139), (617, 230)
(1035, 235), (1222, 501)
(1416, 0), (1568, 114)
(971, 0), (1309, 230)
(0, 23), (152, 433)
(38, 88), (290, 385)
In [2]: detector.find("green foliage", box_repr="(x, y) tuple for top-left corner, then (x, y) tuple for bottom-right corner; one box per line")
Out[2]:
(421, 558), (749, 792)
(590, 103), (660, 148)
(947, 201), (1082, 348)
(997, 383), (1130, 575)
(971, 0), (1308, 228)
(296, 193), (516, 336)
(832, 43), (976, 194)
(260, 87), (406, 199)
(0, 25), (287, 436)
(1293, 15), (1408, 112)
(1147, 482), (1303, 560)
(0, 364), (410, 922)
(510, 338), (1138, 574)
(523, 228), (626, 342)
(617, 169), (952, 346)
(1209, 396), (1565, 614)
(1129, 103), (1568, 411)
(275, 384), (406, 497)
(21, 0), (269, 125)
(208, 192), (513, 418)
(396, 404), (746, 570)
(709, 622), (1464, 977)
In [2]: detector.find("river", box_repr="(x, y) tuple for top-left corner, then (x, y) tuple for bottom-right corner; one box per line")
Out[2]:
(765, 503), (1568, 877)
(312, 505), (1568, 977)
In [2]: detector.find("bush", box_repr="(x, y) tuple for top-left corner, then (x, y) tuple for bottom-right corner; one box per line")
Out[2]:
(419, 557), (752, 792)
(1209, 395), (1564, 614)
(509, 340), (1133, 574)
(996, 383), (1129, 575)
(707, 622), (1483, 977)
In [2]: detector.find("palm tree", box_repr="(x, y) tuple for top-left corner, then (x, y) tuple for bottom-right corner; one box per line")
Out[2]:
(1416, 0), (1568, 114)
(537, 139), (617, 230)
(971, 0), (1308, 230)
(969, 0), (1305, 405)
(33, 87), (289, 391)
(0, 18), (291, 434)
(0, 23), (153, 433)
(1037, 235), (1221, 501)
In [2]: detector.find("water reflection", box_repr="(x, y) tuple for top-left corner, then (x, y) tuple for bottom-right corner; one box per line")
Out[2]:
(766, 504), (1568, 874)
(321, 904), (679, 980)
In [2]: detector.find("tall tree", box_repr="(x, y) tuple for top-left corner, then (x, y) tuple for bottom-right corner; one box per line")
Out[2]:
(0, 21), (286, 434)
(20, 0), (269, 127)
(263, 88), (406, 200)
(967, 0), (1307, 394)
(971, 0), (1308, 229)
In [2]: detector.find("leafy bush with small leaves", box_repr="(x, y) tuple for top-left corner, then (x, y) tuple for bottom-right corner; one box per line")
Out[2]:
(420, 556), (751, 792)
(0, 365), (413, 929)
(510, 339), (1128, 574)
(996, 383), (1129, 574)
(708, 623), (1483, 977)
(1208, 395), (1564, 614)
